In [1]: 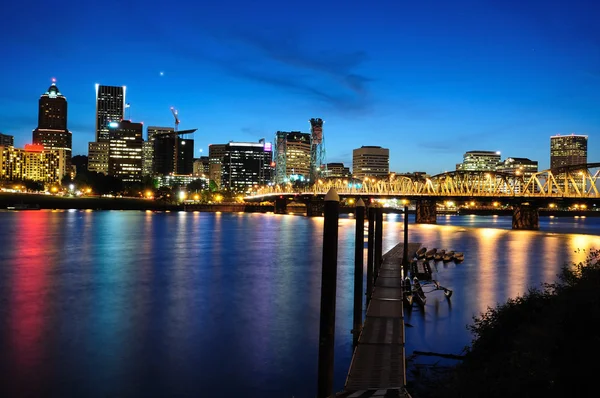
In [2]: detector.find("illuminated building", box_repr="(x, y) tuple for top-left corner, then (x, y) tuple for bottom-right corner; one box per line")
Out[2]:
(193, 156), (210, 177)
(0, 144), (64, 182)
(156, 174), (199, 188)
(273, 131), (311, 183)
(322, 162), (350, 178)
(209, 144), (227, 188)
(32, 80), (72, 174)
(107, 120), (143, 182)
(221, 141), (273, 191)
(456, 150), (501, 171)
(497, 157), (538, 193)
(95, 84), (126, 142)
(88, 142), (110, 174)
(550, 134), (587, 169)
(0, 133), (14, 147)
(352, 146), (389, 180)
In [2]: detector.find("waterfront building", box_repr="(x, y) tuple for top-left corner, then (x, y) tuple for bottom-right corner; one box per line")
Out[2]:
(273, 131), (311, 184)
(550, 134), (588, 169)
(156, 174), (198, 188)
(87, 142), (110, 174)
(107, 120), (143, 182)
(32, 81), (72, 173)
(144, 126), (173, 176)
(0, 133), (14, 147)
(221, 141), (273, 192)
(456, 150), (501, 171)
(193, 156), (210, 177)
(352, 146), (389, 180)
(0, 144), (64, 183)
(322, 162), (351, 178)
(208, 144), (227, 188)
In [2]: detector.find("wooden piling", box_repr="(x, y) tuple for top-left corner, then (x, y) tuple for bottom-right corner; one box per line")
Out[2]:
(366, 206), (375, 305)
(352, 198), (366, 347)
(317, 188), (340, 398)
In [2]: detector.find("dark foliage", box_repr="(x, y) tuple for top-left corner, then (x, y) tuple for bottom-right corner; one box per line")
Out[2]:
(423, 249), (600, 398)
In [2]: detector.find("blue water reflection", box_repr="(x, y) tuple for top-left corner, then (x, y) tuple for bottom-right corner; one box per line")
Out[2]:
(0, 211), (598, 397)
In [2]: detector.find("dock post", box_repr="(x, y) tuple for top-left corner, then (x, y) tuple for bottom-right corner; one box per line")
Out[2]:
(374, 207), (383, 281)
(317, 188), (340, 398)
(366, 206), (375, 305)
(352, 198), (365, 347)
(402, 204), (409, 274)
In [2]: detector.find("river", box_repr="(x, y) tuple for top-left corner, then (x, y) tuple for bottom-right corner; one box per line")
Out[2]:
(0, 210), (598, 397)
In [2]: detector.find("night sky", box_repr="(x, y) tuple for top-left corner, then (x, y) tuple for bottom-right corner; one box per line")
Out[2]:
(1, 0), (598, 174)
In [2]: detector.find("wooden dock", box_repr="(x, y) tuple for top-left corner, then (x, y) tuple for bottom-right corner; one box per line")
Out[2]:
(335, 242), (421, 398)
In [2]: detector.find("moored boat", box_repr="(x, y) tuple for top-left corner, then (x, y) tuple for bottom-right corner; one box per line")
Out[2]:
(425, 248), (437, 260)
(442, 251), (455, 262)
(433, 249), (445, 261)
(413, 277), (426, 306)
(415, 247), (427, 259)
(453, 252), (464, 262)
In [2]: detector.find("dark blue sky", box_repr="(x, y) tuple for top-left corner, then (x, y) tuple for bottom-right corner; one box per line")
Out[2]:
(1, 0), (598, 173)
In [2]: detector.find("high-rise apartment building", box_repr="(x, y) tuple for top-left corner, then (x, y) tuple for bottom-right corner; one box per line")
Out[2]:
(0, 133), (14, 147)
(88, 142), (110, 174)
(107, 120), (143, 182)
(456, 150), (501, 171)
(32, 81), (72, 174)
(550, 134), (588, 169)
(352, 146), (389, 180)
(0, 144), (65, 182)
(221, 141), (273, 191)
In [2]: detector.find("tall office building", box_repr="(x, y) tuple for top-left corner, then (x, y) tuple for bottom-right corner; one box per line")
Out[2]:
(107, 120), (143, 182)
(95, 84), (126, 142)
(32, 81), (72, 175)
(153, 128), (195, 176)
(497, 157), (538, 193)
(143, 126), (174, 176)
(0, 133), (14, 147)
(273, 131), (311, 183)
(456, 150), (501, 171)
(209, 144), (227, 188)
(550, 134), (588, 169)
(352, 146), (390, 180)
(221, 141), (273, 191)
(322, 162), (351, 178)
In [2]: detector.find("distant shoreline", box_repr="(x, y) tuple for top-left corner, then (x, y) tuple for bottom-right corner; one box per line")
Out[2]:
(1, 193), (598, 217)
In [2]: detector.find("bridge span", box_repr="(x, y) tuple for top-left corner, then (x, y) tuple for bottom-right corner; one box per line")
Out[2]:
(243, 163), (600, 230)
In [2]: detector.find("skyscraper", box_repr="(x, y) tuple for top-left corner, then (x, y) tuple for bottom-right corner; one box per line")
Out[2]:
(0, 133), (14, 147)
(95, 84), (126, 142)
(220, 141), (273, 191)
(456, 151), (501, 171)
(153, 129), (195, 176)
(208, 144), (227, 188)
(273, 131), (311, 183)
(352, 146), (390, 179)
(550, 134), (588, 169)
(108, 120), (143, 182)
(32, 80), (72, 176)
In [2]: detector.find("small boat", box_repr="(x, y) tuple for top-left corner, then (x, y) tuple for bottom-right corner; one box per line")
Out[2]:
(413, 277), (427, 306)
(425, 248), (437, 260)
(453, 252), (464, 262)
(433, 249), (445, 261)
(442, 251), (455, 262)
(415, 247), (427, 259)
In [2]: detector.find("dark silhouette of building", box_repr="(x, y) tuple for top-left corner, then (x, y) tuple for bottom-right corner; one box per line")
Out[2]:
(32, 80), (72, 176)
(108, 120), (143, 182)
(0, 133), (14, 147)
(153, 130), (195, 176)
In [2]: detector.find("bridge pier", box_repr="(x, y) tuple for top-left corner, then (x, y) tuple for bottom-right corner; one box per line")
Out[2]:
(274, 197), (288, 214)
(306, 199), (325, 217)
(512, 204), (539, 230)
(415, 200), (437, 224)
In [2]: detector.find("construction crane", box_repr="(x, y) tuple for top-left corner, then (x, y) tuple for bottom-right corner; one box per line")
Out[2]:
(170, 107), (180, 132)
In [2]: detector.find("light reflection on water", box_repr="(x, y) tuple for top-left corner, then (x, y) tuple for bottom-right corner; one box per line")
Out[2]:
(0, 211), (598, 397)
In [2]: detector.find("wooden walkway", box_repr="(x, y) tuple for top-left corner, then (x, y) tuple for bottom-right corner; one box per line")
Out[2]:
(335, 242), (421, 398)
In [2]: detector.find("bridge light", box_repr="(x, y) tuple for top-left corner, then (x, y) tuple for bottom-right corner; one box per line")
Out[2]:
(470, 201), (475, 206)
(549, 203), (556, 208)
(493, 202), (499, 207)
(581, 204), (587, 209)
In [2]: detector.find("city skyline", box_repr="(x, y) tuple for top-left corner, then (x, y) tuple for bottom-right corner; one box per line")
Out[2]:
(1, 0), (599, 175)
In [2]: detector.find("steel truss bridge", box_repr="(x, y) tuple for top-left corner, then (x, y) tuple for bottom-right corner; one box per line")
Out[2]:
(244, 163), (600, 205)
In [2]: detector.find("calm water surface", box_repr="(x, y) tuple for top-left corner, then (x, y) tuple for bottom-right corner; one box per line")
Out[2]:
(0, 210), (598, 397)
